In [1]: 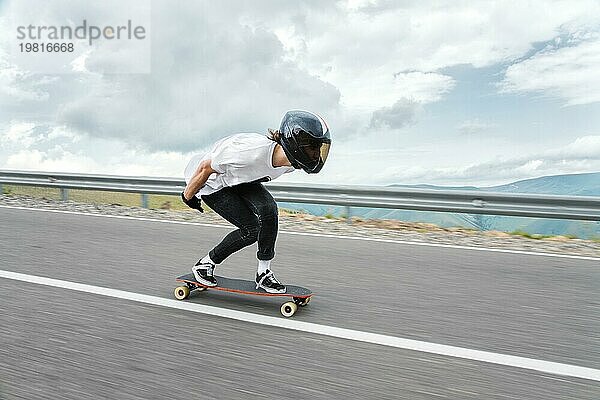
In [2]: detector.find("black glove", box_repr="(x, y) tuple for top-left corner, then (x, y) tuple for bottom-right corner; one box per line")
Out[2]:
(181, 192), (204, 213)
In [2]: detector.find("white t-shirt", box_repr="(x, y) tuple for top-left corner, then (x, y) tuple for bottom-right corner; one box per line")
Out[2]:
(184, 133), (296, 197)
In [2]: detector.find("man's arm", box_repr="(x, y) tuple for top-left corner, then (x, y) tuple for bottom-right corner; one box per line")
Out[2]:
(183, 158), (217, 200)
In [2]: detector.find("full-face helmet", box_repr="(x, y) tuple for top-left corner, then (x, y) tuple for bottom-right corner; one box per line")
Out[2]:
(278, 110), (331, 174)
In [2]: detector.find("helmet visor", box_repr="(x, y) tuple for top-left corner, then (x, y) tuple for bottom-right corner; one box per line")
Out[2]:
(317, 142), (330, 164)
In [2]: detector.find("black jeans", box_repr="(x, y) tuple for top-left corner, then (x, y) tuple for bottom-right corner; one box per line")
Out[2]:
(201, 182), (278, 264)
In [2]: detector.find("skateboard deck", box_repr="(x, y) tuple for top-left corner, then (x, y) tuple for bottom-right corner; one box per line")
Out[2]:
(174, 273), (313, 317)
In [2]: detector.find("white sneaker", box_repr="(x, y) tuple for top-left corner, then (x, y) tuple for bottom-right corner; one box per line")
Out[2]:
(192, 263), (217, 287)
(255, 270), (286, 294)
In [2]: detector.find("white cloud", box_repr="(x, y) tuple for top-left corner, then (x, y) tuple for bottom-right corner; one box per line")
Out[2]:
(555, 135), (600, 157)
(500, 35), (600, 106)
(1, 121), (37, 147)
(279, 1), (599, 109)
(2, 128), (192, 177)
(1, 1), (342, 152)
(4, 0), (597, 141)
(283, 133), (600, 187)
(5, 149), (88, 172)
(70, 50), (92, 73)
(457, 119), (494, 135)
(392, 72), (455, 103)
(381, 135), (600, 186)
(0, 57), (50, 103)
(46, 125), (80, 142)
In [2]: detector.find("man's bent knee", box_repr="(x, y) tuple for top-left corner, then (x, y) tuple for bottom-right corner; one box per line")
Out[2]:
(256, 205), (278, 224)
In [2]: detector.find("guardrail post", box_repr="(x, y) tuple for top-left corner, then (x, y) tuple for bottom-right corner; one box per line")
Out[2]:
(60, 188), (69, 201)
(346, 205), (352, 224)
(141, 193), (149, 208)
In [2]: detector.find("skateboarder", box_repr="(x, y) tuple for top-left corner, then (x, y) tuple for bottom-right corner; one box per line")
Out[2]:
(181, 110), (331, 294)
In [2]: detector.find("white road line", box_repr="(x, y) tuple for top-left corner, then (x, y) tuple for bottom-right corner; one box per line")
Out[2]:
(1, 204), (599, 261)
(1, 269), (599, 382)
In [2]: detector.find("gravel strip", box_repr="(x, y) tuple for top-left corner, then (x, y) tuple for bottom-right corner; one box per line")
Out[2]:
(1, 194), (599, 259)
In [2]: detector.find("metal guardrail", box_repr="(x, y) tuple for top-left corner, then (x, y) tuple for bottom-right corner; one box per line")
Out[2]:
(1, 170), (599, 221)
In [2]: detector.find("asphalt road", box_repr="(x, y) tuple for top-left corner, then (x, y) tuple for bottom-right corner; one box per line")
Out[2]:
(1, 207), (599, 399)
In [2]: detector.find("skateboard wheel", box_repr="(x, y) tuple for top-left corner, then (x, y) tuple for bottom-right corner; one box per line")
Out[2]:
(294, 297), (311, 307)
(280, 301), (298, 317)
(174, 286), (190, 300)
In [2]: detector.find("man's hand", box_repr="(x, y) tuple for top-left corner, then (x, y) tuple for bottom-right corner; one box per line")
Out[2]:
(181, 192), (204, 213)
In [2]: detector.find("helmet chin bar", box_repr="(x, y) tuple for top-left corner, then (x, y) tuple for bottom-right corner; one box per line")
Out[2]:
(295, 157), (323, 174)
(307, 159), (325, 174)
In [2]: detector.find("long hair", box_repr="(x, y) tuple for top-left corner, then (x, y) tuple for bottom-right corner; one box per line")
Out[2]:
(267, 129), (281, 143)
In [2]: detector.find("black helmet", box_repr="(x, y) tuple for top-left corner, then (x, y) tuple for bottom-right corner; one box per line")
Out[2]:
(278, 110), (331, 174)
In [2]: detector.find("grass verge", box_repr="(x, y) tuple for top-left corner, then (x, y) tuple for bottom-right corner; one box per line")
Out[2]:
(2, 184), (192, 211)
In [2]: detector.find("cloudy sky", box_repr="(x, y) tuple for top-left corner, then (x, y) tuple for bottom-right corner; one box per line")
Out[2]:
(1, 0), (600, 187)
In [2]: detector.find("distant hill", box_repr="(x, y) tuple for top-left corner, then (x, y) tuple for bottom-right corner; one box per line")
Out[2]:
(390, 184), (480, 191)
(279, 172), (600, 239)
(390, 172), (600, 196)
(487, 172), (600, 196)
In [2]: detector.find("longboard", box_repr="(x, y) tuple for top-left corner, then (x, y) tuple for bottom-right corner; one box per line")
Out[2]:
(174, 273), (313, 317)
